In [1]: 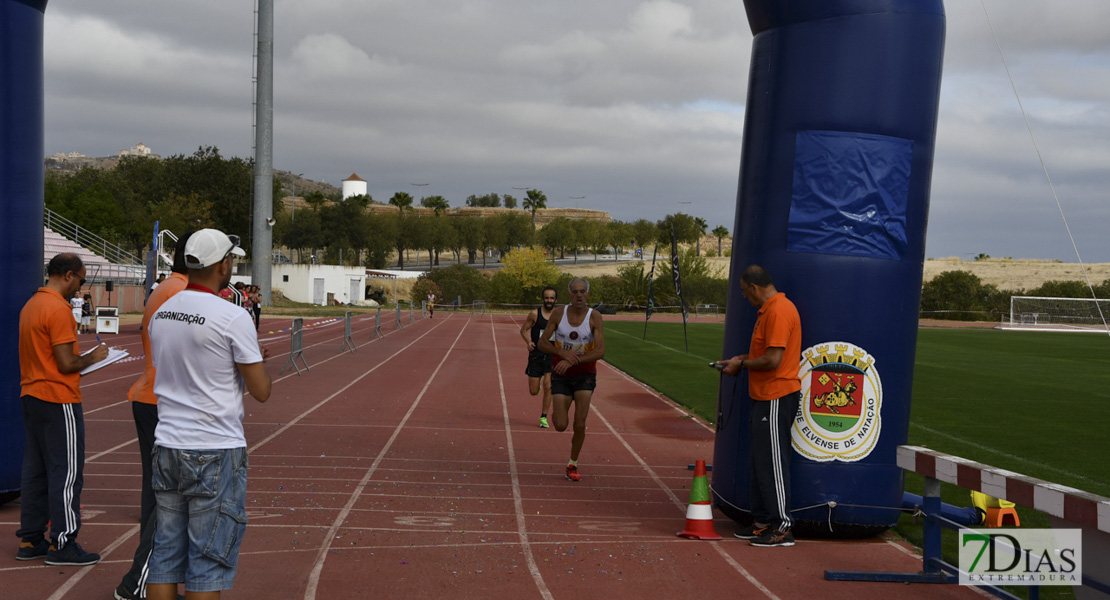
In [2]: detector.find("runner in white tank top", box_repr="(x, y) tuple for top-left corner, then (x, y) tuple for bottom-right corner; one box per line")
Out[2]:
(537, 278), (606, 482)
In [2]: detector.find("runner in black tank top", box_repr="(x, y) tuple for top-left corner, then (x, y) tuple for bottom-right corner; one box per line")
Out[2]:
(520, 287), (558, 428)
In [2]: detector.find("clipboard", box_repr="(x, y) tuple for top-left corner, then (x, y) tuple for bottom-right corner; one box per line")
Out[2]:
(79, 345), (130, 375)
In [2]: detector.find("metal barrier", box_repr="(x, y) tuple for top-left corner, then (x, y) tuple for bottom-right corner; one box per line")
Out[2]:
(279, 318), (310, 375)
(394, 303), (404, 329)
(373, 306), (385, 339)
(407, 301), (415, 324)
(696, 303), (720, 319)
(825, 445), (1110, 598)
(338, 311), (357, 354)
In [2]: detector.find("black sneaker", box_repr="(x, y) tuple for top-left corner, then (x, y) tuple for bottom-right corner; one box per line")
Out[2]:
(733, 523), (770, 540)
(15, 539), (49, 561)
(750, 527), (795, 547)
(44, 542), (100, 566)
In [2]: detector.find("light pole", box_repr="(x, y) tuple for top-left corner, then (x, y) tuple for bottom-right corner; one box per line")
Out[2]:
(570, 196), (585, 220)
(410, 183), (429, 267)
(290, 172), (303, 221)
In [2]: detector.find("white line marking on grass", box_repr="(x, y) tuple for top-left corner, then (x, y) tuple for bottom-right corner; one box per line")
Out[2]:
(303, 319), (470, 600)
(601, 362), (715, 433)
(490, 315), (556, 600)
(911, 423), (1101, 486)
(591, 406), (781, 600)
(607, 326), (715, 363)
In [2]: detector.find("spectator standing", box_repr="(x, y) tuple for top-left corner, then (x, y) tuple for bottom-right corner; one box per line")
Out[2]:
(113, 233), (191, 600)
(15, 253), (109, 566)
(145, 230), (271, 599)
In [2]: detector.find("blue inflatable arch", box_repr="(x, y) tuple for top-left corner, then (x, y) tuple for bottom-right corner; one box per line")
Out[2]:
(713, 0), (946, 535)
(0, 0), (49, 498)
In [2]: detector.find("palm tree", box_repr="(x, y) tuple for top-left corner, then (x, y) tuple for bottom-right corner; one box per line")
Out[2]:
(694, 217), (708, 256)
(389, 191), (414, 213)
(420, 195), (449, 216)
(522, 189), (547, 229)
(712, 225), (730, 256)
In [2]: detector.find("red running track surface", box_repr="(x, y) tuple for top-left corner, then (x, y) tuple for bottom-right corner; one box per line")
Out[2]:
(1, 311), (983, 599)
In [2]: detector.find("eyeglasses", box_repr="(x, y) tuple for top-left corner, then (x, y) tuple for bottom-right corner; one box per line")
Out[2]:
(79, 278), (87, 286)
(221, 235), (243, 262)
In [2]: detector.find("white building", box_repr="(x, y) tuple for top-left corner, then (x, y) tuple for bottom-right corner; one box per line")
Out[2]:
(271, 264), (367, 306)
(118, 142), (153, 157)
(342, 173), (367, 200)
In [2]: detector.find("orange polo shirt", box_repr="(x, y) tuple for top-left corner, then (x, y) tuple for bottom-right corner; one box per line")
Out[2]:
(748, 292), (802, 401)
(127, 272), (189, 405)
(19, 287), (81, 404)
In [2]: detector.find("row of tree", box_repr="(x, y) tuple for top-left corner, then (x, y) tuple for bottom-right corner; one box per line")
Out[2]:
(274, 196), (731, 270)
(44, 148), (732, 268)
(413, 246), (730, 308)
(45, 147), (282, 258)
(919, 270), (1110, 320)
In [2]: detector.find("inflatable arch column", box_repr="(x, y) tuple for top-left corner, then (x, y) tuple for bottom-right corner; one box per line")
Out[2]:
(713, 0), (946, 534)
(0, 0), (49, 497)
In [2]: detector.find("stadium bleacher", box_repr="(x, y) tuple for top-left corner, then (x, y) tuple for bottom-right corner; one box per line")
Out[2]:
(43, 226), (145, 284)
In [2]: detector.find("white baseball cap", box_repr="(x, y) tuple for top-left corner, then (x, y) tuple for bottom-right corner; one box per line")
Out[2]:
(184, 228), (245, 269)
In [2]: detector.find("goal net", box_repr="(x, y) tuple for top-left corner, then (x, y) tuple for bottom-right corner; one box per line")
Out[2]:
(1004, 296), (1110, 332)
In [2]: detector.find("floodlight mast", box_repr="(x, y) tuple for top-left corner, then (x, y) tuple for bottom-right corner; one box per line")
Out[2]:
(252, 0), (274, 304)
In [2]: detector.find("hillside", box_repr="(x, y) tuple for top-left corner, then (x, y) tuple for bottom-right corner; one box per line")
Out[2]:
(558, 256), (1110, 291)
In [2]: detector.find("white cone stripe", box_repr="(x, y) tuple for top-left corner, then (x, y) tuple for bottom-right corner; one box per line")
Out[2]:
(685, 503), (714, 520)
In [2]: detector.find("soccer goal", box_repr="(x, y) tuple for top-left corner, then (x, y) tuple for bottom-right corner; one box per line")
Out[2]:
(1003, 296), (1110, 332)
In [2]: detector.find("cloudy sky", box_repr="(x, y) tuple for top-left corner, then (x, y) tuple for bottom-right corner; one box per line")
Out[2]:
(42, 0), (1110, 262)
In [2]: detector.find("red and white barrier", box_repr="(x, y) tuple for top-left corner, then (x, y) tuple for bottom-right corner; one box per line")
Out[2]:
(897, 445), (1110, 534)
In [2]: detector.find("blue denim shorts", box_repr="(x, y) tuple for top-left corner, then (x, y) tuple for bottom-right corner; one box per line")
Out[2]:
(147, 446), (249, 592)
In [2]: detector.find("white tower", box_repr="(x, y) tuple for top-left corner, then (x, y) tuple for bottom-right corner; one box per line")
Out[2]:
(342, 173), (367, 200)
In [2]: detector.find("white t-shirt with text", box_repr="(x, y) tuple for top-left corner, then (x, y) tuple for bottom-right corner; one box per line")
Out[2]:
(149, 289), (263, 449)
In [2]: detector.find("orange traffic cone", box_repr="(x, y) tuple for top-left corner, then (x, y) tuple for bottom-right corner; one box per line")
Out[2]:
(677, 459), (721, 540)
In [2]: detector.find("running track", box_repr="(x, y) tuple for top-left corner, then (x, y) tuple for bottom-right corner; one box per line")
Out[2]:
(1, 310), (983, 599)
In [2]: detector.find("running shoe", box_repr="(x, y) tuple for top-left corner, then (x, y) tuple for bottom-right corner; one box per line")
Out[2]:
(15, 539), (49, 561)
(565, 464), (582, 482)
(45, 542), (100, 566)
(749, 527), (795, 547)
(733, 523), (770, 540)
(539, 416), (549, 428)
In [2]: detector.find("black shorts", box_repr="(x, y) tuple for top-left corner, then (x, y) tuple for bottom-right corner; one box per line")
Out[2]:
(525, 350), (552, 378)
(551, 372), (597, 396)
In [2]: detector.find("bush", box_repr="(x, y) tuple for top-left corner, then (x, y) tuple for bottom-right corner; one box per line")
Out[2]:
(919, 271), (1006, 321)
(616, 261), (651, 306)
(422, 264), (489, 304)
(1026, 279), (1097, 298)
(585, 275), (624, 307)
(410, 278), (441, 305)
(500, 246), (562, 302)
(487, 271), (526, 305)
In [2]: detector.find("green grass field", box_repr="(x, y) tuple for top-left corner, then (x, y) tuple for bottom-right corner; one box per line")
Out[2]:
(605, 320), (1108, 599)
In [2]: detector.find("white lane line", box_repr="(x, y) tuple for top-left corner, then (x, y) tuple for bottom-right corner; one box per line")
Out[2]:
(490, 314), (556, 600)
(44, 524), (140, 600)
(303, 319), (470, 600)
(591, 406), (781, 600)
(251, 318), (447, 454)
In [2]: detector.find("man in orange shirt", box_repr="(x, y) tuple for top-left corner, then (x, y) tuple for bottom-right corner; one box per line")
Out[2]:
(16, 253), (109, 566)
(718, 265), (802, 547)
(114, 233), (190, 600)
